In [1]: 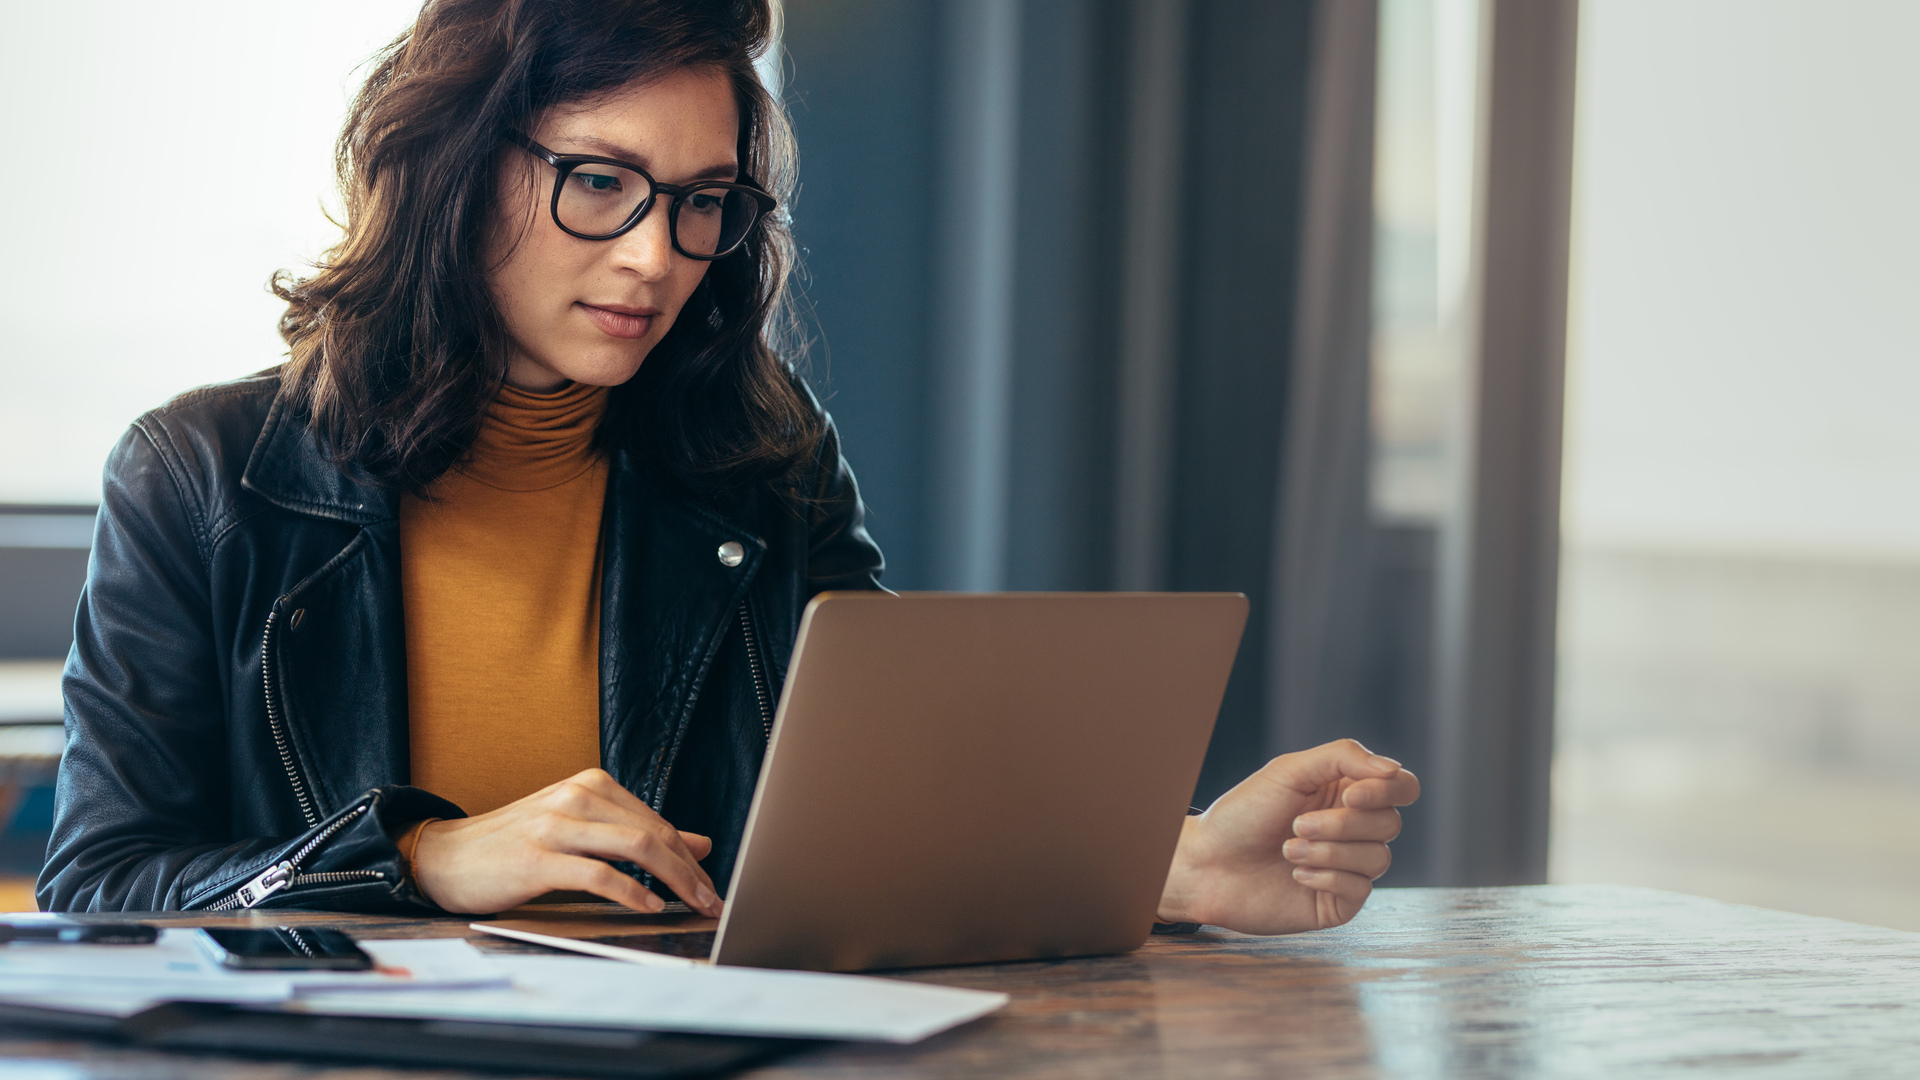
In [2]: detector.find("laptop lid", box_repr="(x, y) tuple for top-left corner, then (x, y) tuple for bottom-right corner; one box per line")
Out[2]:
(710, 592), (1247, 972)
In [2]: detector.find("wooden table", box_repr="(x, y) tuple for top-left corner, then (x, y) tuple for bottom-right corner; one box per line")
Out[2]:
(5, 884), (1918, 1077)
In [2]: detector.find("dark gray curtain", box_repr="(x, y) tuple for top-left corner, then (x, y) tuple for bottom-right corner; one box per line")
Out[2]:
(776, 0), (1576, 885)
(781, 0), (1350, 804)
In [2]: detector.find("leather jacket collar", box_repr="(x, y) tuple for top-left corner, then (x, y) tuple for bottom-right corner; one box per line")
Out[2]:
(242, 391), (399, 526)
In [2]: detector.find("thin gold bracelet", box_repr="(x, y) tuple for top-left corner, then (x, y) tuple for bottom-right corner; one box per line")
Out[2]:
(402, 818), (443, 876)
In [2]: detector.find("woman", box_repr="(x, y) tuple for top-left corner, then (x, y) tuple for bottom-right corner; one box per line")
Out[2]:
(40, 0), (1417, 931)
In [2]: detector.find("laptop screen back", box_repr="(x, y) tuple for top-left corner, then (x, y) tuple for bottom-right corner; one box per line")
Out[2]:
(711, 592), (1247, 972)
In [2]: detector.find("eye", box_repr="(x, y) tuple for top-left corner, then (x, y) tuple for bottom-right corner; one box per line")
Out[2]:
(686, 191), (724, 212)
(571, 170), (625, 193)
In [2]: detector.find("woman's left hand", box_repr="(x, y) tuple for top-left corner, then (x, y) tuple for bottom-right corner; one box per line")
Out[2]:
(1157, 739), (1421, 935)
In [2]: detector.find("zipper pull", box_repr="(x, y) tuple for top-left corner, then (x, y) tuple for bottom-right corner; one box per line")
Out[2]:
(232, 861), (295, 908)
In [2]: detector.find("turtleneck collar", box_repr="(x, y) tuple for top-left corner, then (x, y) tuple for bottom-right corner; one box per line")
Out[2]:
(457, 380), (611, 492)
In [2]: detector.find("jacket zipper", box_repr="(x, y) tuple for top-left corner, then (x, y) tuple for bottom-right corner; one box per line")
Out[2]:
(738, 602), (774, 744)
(650, 600), (773, 812)
(262, 599), (319, 829)
(206, 802), (383, 911)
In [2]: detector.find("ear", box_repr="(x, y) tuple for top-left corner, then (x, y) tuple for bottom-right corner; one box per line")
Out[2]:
(481, 148), (545, 275)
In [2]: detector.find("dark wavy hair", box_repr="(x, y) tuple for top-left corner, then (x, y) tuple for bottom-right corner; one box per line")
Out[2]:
(273, 0), (818, 495)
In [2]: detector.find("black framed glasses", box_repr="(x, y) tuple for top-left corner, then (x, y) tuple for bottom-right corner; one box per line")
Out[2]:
(507, 130), (776, 260)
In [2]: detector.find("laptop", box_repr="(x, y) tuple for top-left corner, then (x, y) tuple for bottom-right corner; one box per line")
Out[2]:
(709, 591), (1247, 972)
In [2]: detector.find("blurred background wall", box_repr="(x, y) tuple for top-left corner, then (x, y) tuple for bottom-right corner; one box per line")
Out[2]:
(1550, 0), (1920, 930)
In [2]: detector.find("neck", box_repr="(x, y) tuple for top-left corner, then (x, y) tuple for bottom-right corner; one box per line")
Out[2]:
(505, 354), (571, 393)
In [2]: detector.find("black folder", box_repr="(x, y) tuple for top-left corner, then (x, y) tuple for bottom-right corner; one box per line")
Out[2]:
(0, 999), (808, 1077)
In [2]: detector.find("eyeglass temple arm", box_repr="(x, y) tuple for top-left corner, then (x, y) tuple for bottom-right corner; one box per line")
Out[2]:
(504, 129), (557, 165)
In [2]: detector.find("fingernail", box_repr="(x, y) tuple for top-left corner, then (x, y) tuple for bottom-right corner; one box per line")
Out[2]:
(696, 886), (718, 911)
(644, 893), (665, 913)
(1293, 815), (1321, 838)
(1282, 838), (1311, 862)
(1292, 865), (1316, 883)
(1368, 754), (1401, 771)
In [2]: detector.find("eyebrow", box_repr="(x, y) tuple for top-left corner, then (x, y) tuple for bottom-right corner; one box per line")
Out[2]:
(560, 135), (739, 183)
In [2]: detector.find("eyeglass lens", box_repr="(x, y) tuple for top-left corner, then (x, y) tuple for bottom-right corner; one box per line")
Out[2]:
(558, 164), (760, 256)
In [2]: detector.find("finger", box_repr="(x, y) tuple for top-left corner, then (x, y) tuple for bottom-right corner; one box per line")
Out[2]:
(1290, 866), (1373, 922)
(541, 785), (718, 901)
(545, 853), (669, 913)
(540, 817), (720, 916)
(569, 768), (668, 818)
(1259, 739), (1404, 798)
(679, 831), (714, 860)
(1281, 838), (1393, 879)
(1292, 865), (1372, 900)
(546, 770), (668, 826)
(1293, 806), (1401, 842)
(1339, 768), (1421, 810)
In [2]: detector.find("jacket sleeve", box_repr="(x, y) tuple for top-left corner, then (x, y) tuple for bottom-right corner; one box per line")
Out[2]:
(803, 405), (888, 596)
(36, 423), (460, 913)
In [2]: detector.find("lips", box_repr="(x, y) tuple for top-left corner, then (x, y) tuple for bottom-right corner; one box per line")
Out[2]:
(578, 302), (656, 340)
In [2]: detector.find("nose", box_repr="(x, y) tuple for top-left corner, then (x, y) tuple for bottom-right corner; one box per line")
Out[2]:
(607, 199), (677, 280)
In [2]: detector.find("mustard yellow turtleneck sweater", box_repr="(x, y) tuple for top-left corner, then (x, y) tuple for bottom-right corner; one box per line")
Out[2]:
(399, 380), (610, 817)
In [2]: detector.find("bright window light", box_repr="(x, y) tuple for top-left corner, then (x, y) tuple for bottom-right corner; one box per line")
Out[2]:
(0, 1), (422, 505)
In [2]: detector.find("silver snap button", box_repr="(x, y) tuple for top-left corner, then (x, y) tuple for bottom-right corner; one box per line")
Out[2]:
(717, 541), (745, 567)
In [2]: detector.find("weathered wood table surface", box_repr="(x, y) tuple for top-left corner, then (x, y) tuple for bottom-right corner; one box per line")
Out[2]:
(5, 884), (1918, 1077)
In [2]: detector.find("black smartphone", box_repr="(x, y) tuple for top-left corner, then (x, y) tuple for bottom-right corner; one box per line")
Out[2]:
(195, 927), (374, 971)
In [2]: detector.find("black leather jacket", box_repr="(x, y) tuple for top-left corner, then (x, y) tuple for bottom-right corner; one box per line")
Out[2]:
(38, 370), (884, 913)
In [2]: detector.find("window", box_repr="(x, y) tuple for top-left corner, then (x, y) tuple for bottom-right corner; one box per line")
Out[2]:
(0, 0), (421, 504)
(1552, 0), (1920, 930)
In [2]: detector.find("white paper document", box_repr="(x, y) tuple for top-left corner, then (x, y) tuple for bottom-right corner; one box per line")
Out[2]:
(289, 954), (1009, 1043)
(0, 928), (1006, 1043)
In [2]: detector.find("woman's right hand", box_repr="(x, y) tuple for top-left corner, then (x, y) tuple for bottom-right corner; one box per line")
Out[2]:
(407, 768), (722, 916)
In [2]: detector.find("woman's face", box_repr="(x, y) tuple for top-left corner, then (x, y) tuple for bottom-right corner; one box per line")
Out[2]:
(487, 67), (740, 392)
